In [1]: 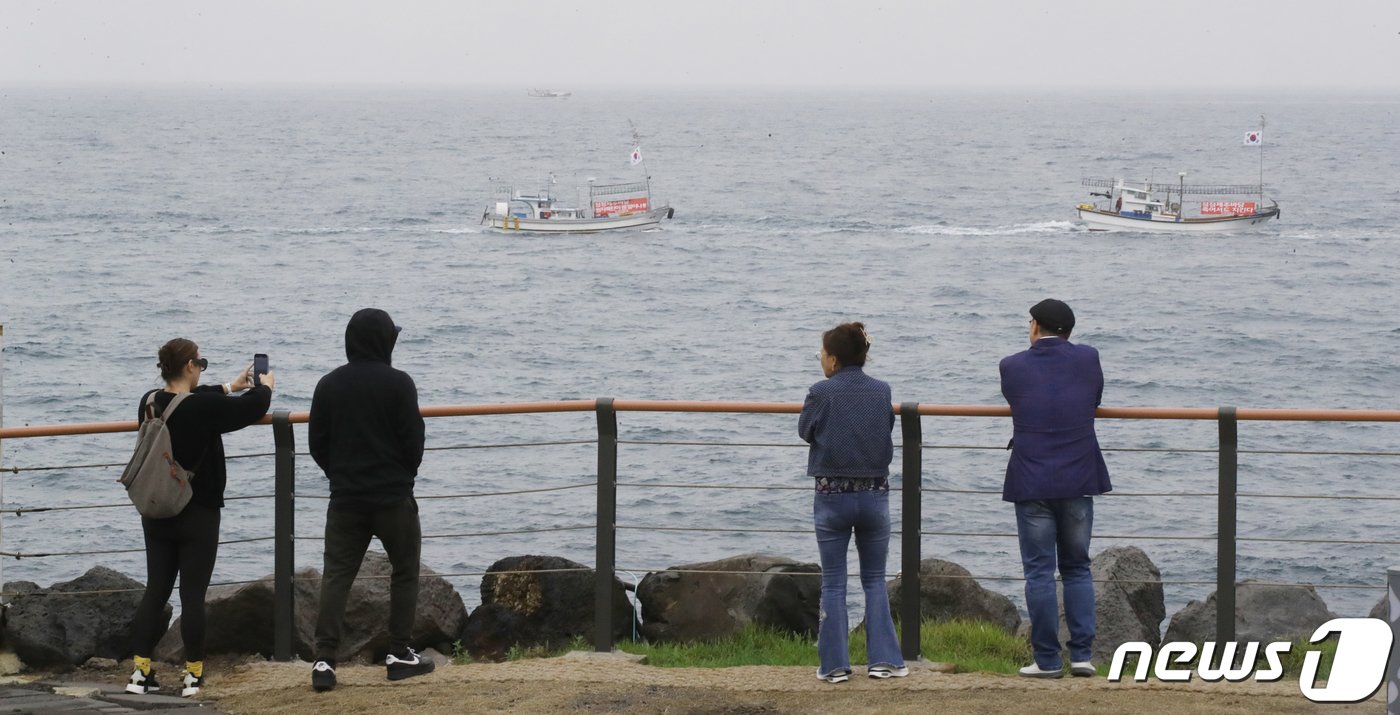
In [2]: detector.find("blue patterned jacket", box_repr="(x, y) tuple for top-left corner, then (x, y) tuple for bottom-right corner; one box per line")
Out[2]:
(1000, 337), (1112, 502)
(798, 366), (894, 478)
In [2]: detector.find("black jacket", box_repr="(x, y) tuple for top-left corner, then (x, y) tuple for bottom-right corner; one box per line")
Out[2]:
(309, 308), (425, 511)
(137, 384), (272, 511)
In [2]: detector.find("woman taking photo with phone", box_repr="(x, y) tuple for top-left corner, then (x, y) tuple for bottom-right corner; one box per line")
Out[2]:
(125, 338), (273, 698)
(798, 322), (907, 683)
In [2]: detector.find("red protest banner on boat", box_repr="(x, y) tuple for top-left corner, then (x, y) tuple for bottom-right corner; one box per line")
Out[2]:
(593, 197), (650, 217)
(1201, 201), (1256, 216)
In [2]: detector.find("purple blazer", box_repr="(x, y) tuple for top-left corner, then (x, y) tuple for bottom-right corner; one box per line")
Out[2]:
(999, 337), (1112, 502)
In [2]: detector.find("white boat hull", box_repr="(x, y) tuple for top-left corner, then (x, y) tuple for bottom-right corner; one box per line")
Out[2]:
(1076, 207), (1279, 233)
(483, 207), (673, 234)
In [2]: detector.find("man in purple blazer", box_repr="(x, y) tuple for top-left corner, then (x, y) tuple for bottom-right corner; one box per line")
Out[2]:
(1000, 299), (1111, 679)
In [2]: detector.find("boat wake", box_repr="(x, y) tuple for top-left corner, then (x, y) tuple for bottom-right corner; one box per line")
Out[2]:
(186, 225), (481, 235)
(894, 220), (1080, 236)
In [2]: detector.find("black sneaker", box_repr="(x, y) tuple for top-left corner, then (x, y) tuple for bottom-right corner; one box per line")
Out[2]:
(125, 667), (161, 694)
(385, 647), (435, 681)
(312, 660), (337, 692)
(180, 670), (205, 698)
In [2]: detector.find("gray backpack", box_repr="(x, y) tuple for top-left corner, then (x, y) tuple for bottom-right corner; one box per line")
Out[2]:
(119, 392), (195, 518)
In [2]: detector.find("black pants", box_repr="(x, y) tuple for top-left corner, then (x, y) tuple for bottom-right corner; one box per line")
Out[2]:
(130, 502), (221, 661)
(314, 496), (421, 660)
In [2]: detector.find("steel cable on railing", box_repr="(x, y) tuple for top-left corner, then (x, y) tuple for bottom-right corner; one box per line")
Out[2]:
(617, 568), (1383, 591)
(618, 524), (1219, 541)
(1, 493), (275, 516)
(294, 525), (595, 542)
(295, 483), (595, 501)
(2, 451), (281, 474)
(0, 568), (602, 599)
(6, 572), (1379, 599)
(618, 439), (1400, 459)
(425, 439), (597, 452)
(1, 535), (275, 559)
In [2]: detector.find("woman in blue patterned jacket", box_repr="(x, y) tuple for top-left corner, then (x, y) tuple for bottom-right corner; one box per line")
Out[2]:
(798, 322), (907, 683)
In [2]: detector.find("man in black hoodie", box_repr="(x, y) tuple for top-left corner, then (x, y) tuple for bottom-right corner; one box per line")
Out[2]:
(308, 308), (433, 691)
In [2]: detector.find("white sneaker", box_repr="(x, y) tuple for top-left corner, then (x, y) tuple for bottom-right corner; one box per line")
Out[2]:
(386, 647), (435, 681)
(1070, 661), (1096, 677)
(124, 667), (160, 694)
(179, 670), (204, 698)
(815, 667), (851, 683)
(1018, 663), (1064, 679)
(868, 664), (909, 679)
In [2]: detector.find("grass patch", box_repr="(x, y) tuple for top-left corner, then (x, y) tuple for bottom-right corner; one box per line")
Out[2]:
(1278, 636), (1336, 680)
(615, 619), (1029, 673)
(918, 619), (1031, 675)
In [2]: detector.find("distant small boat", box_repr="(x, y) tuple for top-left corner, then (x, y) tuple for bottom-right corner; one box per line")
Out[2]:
(527, 89), (571, 98)
(481, 179), (673, 234)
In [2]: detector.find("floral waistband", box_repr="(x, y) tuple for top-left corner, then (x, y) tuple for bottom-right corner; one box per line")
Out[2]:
(814, 476), (890, 494)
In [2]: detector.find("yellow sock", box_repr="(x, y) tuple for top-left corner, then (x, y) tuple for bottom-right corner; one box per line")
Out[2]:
(185, 660), (204, 678)
(133, 655), (152, 676)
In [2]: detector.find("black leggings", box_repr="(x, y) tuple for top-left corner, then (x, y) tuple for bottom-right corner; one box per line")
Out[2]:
(130, 502), (221, 661)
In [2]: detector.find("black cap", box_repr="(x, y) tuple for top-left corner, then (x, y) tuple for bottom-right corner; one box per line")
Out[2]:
(1030, 299), (1075, 333)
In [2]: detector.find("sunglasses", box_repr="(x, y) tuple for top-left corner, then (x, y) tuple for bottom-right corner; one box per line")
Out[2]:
(192, 357), (208, 372)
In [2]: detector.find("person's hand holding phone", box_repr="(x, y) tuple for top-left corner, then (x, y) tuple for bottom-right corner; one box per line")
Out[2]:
(229, 363), (255, 391)
(252, 353), (275, 391)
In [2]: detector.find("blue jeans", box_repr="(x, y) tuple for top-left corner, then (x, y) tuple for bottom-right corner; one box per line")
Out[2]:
(1015, 497), (1095, 669)
(814, 490), (904, 676)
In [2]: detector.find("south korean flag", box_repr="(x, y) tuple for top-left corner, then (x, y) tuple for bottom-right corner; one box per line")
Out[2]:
(1244, 131), (1262, 146)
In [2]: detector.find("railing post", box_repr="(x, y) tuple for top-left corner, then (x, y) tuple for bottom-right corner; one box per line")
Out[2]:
(594, 398), (618, 652)
(272, 410), (295, 662)
(1216, 406), (1237, 642)
(1388, 568), (1400, 715)
(898, 402), (922, 662)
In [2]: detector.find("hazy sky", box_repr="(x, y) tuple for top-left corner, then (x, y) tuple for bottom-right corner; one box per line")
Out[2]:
(2, 0), (1397, 90)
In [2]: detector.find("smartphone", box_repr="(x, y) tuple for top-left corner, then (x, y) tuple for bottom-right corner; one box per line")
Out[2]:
(253, 353), (269, 387)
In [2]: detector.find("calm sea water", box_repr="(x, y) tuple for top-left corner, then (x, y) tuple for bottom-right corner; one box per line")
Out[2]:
(1, 87), (1398, 623)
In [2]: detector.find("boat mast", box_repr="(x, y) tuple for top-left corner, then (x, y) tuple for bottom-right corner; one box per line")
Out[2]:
(628, 118), (649, 193)
(1258, 113), (1265, 205)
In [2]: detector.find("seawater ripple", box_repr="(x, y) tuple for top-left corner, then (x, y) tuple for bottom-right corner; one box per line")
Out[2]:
(1, 89), (1397, 622)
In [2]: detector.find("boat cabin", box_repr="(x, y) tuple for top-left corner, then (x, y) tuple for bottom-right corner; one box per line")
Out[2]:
(493, 186), (589, 221)
(1115, 181), (1166, 217)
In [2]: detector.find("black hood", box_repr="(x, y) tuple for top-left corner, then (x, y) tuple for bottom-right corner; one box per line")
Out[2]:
(345, 308), (400, 365)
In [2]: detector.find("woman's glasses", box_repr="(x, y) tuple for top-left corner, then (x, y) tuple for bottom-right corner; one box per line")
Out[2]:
(192, 357), (209, 372)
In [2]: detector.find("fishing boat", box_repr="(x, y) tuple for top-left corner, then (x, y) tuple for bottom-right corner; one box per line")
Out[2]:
(481, 122), (673, 234)
(527, 89), (571, 98)
(1076, 115), (1280, 233)
(1075, 175), (1280, 233)
(481, 179), (674, 234)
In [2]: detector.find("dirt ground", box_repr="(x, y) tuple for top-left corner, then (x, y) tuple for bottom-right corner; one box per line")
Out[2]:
(181, 652), (1380, 715)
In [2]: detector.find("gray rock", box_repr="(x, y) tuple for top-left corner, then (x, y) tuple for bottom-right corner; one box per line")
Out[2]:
(1165, 580), (1336, 644)
(156, 552), (466, 663)
(323, 552), (468, 661)
(1369, 594), (1388, 622)
(2, 567), (166, 668)
(1090, 546), (1165, 662)
(1010, 548), (1165, 665)
(636, 553), (820, 643)
(886, 559), (1020, 634)
(154, 567), (321, 663)
(459, 555), (636, 661)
